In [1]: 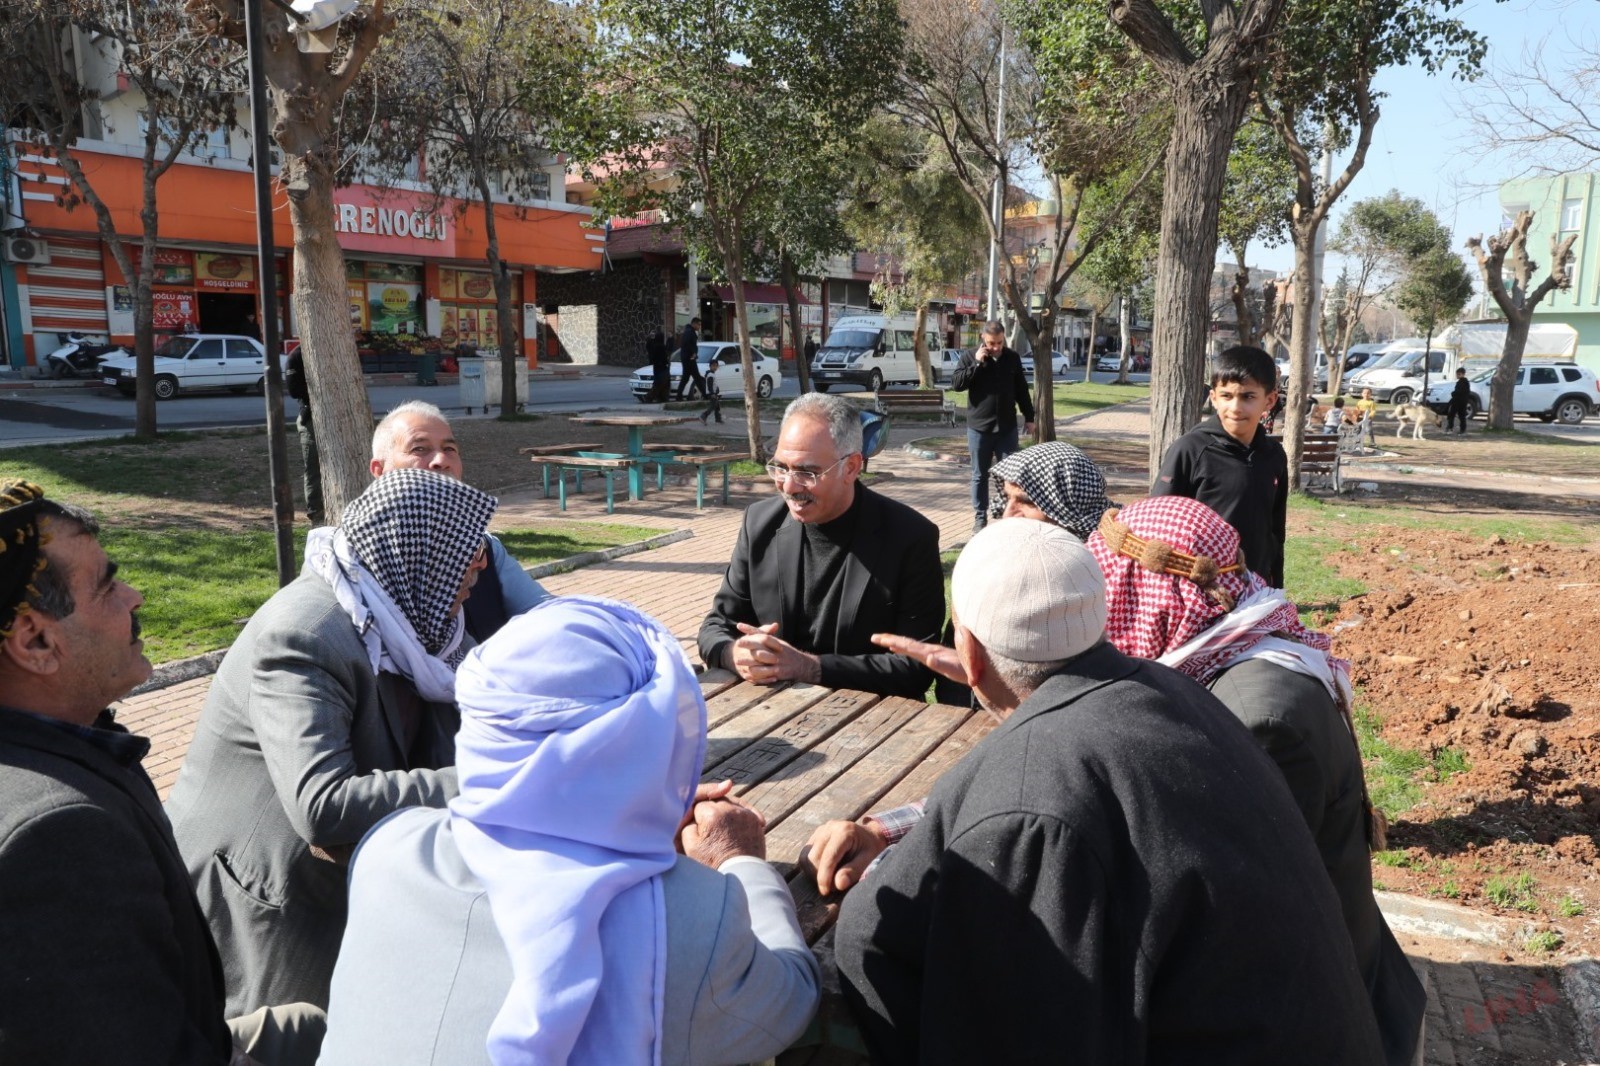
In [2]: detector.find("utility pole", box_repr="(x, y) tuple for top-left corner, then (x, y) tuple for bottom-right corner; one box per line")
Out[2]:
(983, 28), (1007, 322)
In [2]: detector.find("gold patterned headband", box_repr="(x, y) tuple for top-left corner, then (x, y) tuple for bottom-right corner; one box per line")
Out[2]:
(1096, 508), (1246, 609)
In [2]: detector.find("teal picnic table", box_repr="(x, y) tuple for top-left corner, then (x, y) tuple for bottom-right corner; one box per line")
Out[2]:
(566, 412), (703, 501)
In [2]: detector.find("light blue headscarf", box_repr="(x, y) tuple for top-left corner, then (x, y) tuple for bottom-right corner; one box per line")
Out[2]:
(449, 595), (707, 1065)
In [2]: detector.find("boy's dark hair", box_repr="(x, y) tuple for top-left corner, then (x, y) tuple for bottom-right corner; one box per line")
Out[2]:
(1332, 396), (1345, 408)
(1456, 367), (1466, 376)
(1210, 346), (1278, 391)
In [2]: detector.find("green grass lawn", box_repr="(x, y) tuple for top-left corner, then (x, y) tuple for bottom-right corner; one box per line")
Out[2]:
(114, 521), (659, 664)
(1048, 380), (1150, 421)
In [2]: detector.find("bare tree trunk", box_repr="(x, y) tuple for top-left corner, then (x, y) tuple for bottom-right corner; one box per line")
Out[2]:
(288, 155), (374, 517)
(1147, 77), (1253, 477)
(728, 276), (765, 462)
(1117, 295), (1133, 385)
(475, 185), (519, 417)
(913, 303), (933, 388)
(132, 238), (159, 438)
(1283, 223), (1316, 488)
(1034, 305), (1056, 441)
(1231, 254), (1255, 347)
(1488, 316), (1531, 429)
(779, 253), (811, 393)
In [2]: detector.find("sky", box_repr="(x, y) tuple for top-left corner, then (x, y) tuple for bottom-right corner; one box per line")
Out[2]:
(1249, 0), (1591, 278)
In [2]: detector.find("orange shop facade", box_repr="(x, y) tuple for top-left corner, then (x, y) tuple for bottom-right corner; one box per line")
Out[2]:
(7, 144), (603, 366)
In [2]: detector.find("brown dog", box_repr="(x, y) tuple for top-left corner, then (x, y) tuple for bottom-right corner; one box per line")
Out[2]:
(1393, 403), (1442, 440)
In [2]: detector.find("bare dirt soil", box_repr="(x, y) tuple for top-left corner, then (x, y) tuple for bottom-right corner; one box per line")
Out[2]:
(1318, 517), (1600, 958)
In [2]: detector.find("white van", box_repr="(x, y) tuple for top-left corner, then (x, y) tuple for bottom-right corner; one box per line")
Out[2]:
(809, 314), (939, 391)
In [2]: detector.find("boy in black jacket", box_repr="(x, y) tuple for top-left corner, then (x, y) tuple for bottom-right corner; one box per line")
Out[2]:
(1149, 345), (1287, 586)
(1446, 367), (1473, 434)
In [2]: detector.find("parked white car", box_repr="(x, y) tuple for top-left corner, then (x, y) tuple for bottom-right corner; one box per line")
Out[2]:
(100, 334), (270, 400)
(629, 341), (783, 402)
(1424, 362), (1598, 424)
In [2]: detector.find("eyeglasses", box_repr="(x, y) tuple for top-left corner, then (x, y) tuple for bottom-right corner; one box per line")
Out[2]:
(470, 536), (489, 568)
(764, 456), (850, 489)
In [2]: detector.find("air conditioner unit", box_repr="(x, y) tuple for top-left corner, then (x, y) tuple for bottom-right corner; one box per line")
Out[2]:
(4, 237), (48, 265)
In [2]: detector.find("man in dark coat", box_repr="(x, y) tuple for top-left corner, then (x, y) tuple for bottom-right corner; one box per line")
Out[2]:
(675, 316), (706, 400)
(950, 320), (1034, 534)
(0, 481), (323, 1064)
(646, 327), (671, 402)
(835, 518), (1384, 1065)
(698, 393), (943, 699)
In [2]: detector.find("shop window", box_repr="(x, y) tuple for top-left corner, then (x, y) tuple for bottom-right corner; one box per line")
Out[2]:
(1560, 197), (1582, 234)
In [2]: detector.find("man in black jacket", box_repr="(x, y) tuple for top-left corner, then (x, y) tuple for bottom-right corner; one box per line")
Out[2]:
(0, 481), (323, 1064)
(835, 518), (1384, 1065)
(698, 393), (943, 698)
(645, 327), (671, 402)
(674, 316), (706, 400)
(950, 320), (1034, 535)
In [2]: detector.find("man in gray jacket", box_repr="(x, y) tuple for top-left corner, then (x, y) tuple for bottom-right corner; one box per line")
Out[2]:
(319, 596), (818, 1064)
(167, 469), (497, 1016)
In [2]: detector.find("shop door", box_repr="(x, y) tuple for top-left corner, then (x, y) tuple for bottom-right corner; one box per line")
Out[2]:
(198, 292), (260, 338)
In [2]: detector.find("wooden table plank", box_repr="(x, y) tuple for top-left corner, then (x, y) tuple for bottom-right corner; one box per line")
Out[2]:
(705, 688), (882, 788)
(702, 684), (832, 767)
(759, 701), (973, 870)
(738, 697), (923, 861)
(861, 710), (995, 814)
(703, 679), (786, 731)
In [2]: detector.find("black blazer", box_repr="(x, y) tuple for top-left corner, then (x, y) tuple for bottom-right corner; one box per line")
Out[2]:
(698, 485), (944, 698)
(0, 709), (233, 1063)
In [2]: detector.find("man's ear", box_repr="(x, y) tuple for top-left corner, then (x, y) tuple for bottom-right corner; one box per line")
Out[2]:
(368, 458), (386, 479)
(954, 622), (985, 691)
(0, 611), (61, 677)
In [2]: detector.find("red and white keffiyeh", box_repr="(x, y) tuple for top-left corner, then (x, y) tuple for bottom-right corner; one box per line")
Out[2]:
(1088, 496), (1350, 702)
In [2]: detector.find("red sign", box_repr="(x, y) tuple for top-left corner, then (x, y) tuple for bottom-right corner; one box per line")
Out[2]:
(955, 296), (981, 315)
(332, 186), (457, 257)
(151, 289), (196, 330)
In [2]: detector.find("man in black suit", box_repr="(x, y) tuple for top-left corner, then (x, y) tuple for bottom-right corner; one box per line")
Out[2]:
(0, 481), (323, 1064)
(697, 394), (944, 699)
(675, 316), (706, 400)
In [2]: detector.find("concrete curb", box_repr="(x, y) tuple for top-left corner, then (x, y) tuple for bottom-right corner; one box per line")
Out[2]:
(524, 528), (693, 578)
(1346, 459), (1600, 488)
(127, 528), (696, 695)
(1562, 958), (1600, 1061)
(1374, 891), (1526, 946)
(898, 396), (1154, 465)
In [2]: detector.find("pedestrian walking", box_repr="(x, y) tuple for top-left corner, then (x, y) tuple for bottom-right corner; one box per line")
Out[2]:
(700, 357), (724, 424)
(645, 327), (671, 402)
(950, 320), (1034, 535)
(675, 317), (706, 400)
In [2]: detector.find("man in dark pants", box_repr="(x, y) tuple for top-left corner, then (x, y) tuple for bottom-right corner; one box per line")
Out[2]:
(675, 316), (706, 400)
(1446, 367), (1472, 434)
(645, 327), (671, 402)
(285, 347), (323, 525)
(950, 320), (1034, 535)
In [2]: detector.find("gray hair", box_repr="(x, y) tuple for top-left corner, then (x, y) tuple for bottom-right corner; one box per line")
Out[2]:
(372, 400), (451, 461)
(783, 393), (863, 455)
(985, 648), (1071, 698)
(980, 320), (1005, 337)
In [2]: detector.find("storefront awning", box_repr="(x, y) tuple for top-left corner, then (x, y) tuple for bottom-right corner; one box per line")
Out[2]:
(712, 283), (809, 306)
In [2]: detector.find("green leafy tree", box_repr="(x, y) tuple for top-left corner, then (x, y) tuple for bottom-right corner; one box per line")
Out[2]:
(1, 0), (239, 438)
(841, 118), (987, 387)
(1031, 0), (1291, 472)
(1073, 179), (1159, 384)
(1257, 0), (1482, 485)
(189, 0), (394, 517)
(1393, 247), (1472, 402)
(1464, 211), (1578, 429)
(371, 0), (613, 416)
(900, 0), (1165, 442)
(592, 0), (902, 459)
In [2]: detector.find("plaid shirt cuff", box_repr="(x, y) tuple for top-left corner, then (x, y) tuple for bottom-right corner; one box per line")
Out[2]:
(867, 800), (927, 844)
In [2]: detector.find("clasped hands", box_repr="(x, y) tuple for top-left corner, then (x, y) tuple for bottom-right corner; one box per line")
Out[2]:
(725, 621), (821, 685)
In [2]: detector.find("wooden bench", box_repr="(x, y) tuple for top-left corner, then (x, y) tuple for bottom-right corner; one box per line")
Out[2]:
(526, 454), (633, 513)
(518, 442), (603, 456)
(1301, 431), (1344, 494)
(874, 388), (955, 426)
(673, 450), (749, 509)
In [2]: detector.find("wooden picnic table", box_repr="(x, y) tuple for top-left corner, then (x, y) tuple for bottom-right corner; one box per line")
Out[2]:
(566, 412), (704, 500)
(691, 669), (993, 1063)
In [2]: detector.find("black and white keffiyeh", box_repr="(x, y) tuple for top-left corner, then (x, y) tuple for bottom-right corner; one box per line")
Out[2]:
(304, 468), (497, 700)
(988, 442), (1116, 539)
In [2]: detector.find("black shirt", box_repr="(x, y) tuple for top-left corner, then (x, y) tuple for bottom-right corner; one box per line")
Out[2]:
(1451, 378), (1473, 402)
(1149, 416), (1288, 587)
(950, 346), (1035, 433)
(798, 492), (860, 652)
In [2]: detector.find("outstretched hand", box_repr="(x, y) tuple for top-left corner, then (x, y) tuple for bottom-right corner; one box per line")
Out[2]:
(872, 632), (968, 686)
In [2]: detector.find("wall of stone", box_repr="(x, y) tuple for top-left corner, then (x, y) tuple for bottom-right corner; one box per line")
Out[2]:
(535, 260), (669, 367)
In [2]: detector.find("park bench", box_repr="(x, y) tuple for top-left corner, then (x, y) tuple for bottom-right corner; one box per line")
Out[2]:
(672, 450), (749, 509)
(525, 454), (633, 514)
(1300, 431), (1344, 494)
(874, 387), (956, 426)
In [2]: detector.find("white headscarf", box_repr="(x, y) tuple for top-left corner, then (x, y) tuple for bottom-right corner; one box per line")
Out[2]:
(450, 596), (706, 1065)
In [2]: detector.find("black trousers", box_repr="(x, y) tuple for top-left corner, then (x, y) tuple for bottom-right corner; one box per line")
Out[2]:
(1447, 400), (1469, 433)
(676, 361), (706, 400)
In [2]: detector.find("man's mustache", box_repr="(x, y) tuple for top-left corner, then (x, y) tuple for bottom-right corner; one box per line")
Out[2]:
(130, 612), (141, 642)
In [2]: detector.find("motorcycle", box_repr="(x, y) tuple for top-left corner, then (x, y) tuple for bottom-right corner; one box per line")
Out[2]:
(44, 333), (126, 379)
